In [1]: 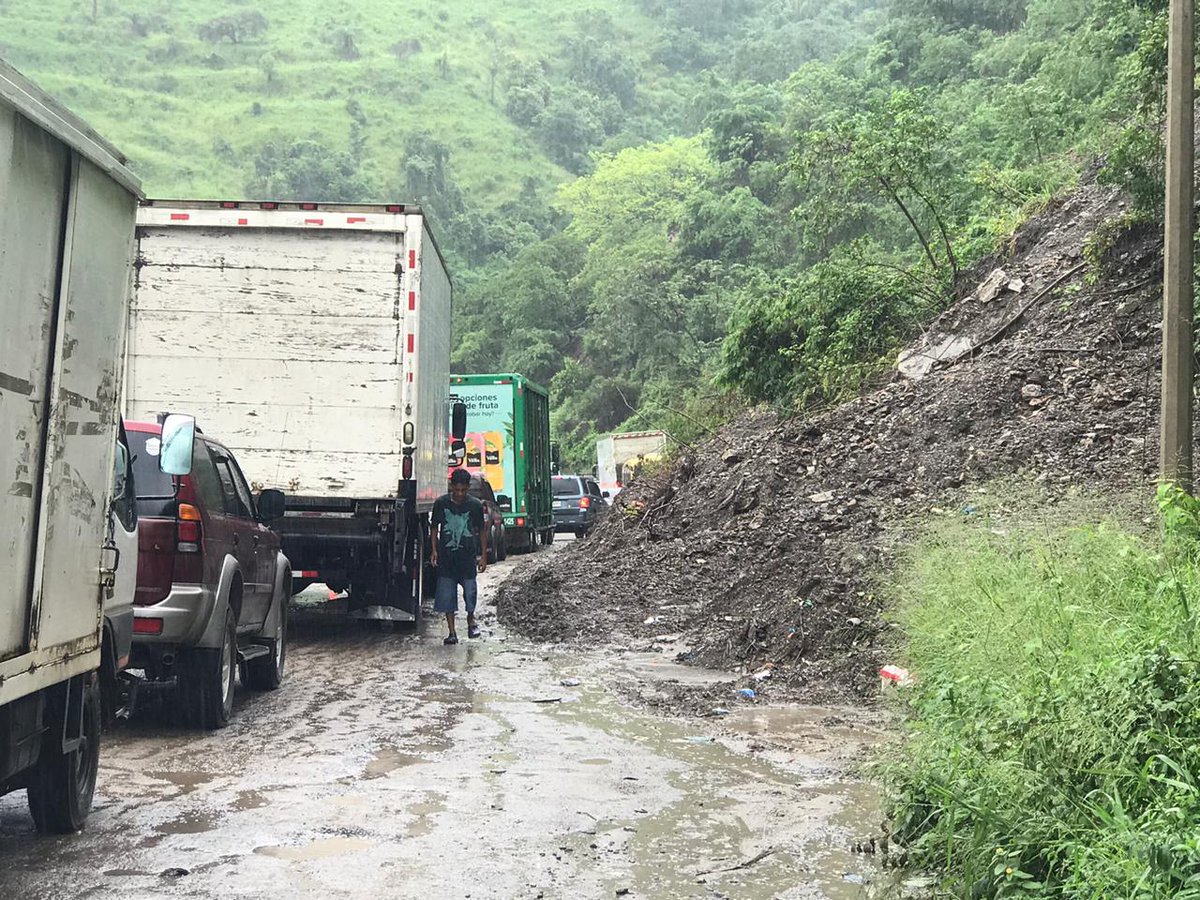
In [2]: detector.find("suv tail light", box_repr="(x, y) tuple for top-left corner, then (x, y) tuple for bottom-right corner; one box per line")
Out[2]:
(177, 503), (202, 552)
(579, 497), (592, 509)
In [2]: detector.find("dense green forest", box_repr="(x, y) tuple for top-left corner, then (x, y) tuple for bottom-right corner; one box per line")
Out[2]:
(0, 0), (1166, 467)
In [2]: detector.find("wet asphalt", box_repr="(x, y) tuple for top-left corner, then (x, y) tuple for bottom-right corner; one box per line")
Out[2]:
(0, 539), (885, 899)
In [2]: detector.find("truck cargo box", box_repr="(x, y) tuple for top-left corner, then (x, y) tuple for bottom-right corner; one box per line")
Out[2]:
(127, 202), (452, 511)
(0, 58), (140, 707)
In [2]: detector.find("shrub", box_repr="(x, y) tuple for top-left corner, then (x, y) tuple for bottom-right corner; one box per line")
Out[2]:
(881, 487), (1200, 898)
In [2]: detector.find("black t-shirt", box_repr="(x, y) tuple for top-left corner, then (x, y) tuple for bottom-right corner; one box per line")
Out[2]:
(432, 493), (485, 579)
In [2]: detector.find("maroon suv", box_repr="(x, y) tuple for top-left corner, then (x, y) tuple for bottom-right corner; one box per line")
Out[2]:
(127, 421), (290, 729)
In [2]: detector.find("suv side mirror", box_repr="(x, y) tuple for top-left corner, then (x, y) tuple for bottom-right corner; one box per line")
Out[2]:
(257, 488), (286, 523)
(496, 494), (513, 513)
(159, 414), (196, 476)
(451, 400), (467, 440)
(602, 491), (611, 500)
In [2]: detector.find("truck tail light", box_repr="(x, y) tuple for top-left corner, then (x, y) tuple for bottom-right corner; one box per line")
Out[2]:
(402, 456), (414, 480)
(133, 617), (163, 635)
(516, 517), (526, 527)
(177, 503), (202, 552)
(579, 497), (591, 509)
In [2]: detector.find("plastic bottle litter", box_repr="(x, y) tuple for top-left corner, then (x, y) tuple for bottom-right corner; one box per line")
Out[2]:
(736, 688), (757, 700)
(709, 707), (730, 717)
(560, 678), (582, 687)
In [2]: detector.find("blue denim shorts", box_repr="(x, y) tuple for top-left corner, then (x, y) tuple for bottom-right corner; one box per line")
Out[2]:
(433, 575), (477, 614)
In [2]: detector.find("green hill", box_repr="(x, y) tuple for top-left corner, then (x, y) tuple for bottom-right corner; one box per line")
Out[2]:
(0, 0), (663, 202)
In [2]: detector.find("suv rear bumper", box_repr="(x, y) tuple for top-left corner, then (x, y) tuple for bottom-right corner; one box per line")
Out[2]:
(132, 584), (216, 649)
(553, 510), (594, 531)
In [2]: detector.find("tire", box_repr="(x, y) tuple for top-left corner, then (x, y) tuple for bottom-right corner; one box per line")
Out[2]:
(497, 531), (507, 561)
(28, 679), (101, 834)
(245, 576), (287, 691)
(487, 526), (498, 564)
(180, 608), (236, 730)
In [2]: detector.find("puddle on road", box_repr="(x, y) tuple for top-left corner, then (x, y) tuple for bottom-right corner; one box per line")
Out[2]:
(231, 790), (270, 811)
(723, 705), (890, 761)
(254, 837), (375, 861)
(155, 809), (218, 835)
(621, 652), (739, 687)
(527, 658), (885, 898)
(147, 769), (218, 795)
(363, 746), (425, 779)
(404, 797), (446, 839)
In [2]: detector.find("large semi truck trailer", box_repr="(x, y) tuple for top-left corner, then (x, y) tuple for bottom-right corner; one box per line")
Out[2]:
(449, 374), (553, 552)
(126, 200), (460, 622)
(0, 58), (142, 832)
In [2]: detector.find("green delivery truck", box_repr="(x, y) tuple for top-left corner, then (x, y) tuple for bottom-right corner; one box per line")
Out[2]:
(450, 374), (554, 552)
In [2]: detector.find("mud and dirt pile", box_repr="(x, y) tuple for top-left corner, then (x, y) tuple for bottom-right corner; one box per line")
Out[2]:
(499, 179), (1167, 704)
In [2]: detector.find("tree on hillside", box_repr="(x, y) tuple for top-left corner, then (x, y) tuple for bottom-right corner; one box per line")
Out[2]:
(402, 132), (463, 217)
(890, 0), (1028, 33)
(248, 140), (371, 201)
(198, 11), (268, 45)
(793, 87), (959, 281)
(503, 60), (551, 127)
(321, 23), (362, 60)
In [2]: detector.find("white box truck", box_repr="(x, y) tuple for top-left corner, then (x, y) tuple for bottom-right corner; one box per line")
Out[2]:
(0, 59), (141, 832)
(596, 431), (669, 498)
(126, 201), (460, 622)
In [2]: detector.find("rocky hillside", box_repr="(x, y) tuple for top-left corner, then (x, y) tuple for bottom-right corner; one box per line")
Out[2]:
(498, 178), (1165, 705)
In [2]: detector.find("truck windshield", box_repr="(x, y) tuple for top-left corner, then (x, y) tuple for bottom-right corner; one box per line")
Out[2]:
(128, 430), (176, 515)
(552, 477), (582, 497)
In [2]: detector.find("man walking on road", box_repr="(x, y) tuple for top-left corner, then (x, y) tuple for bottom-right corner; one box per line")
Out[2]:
(431, 468), (488, 645)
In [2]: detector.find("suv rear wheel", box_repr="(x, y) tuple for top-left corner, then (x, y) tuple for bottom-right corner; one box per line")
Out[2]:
(180, 608), (236, 730)
(245, 580), (287, 691)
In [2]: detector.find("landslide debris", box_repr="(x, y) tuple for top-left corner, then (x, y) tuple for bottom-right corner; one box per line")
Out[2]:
(498, 180), (1166, 704)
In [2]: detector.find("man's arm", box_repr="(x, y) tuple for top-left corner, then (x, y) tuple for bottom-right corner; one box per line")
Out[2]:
(430, 502), (441, 568)
(476, 503), (488, 573)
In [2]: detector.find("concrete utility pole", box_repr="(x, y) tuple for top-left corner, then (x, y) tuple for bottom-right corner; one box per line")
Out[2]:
(1162, 0), (1196, 490)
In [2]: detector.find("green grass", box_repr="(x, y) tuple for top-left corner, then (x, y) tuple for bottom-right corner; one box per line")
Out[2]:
(881, 485), (1200, 898)
(0, 0), (660, 202)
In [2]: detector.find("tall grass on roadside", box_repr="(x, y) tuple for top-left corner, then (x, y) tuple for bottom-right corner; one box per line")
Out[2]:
(881, 486), (1200, 899)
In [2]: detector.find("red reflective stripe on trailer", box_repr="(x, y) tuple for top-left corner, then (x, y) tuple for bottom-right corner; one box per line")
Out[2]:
(295, 570), (319, 578)
(305, 218), (324, 225)
(347, 216), (366, 224)
(409, 250), (416, 269)
(408, 291), (416, 311)
(170, 213), (189, 221)
(237, 218), (249, 225)
(407, 334), (415, 353)
(408, 372), (414, 382)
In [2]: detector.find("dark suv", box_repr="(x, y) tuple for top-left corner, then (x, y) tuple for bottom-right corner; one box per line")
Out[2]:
(127, 421), (290, 729)
(552, 475), (605, 537)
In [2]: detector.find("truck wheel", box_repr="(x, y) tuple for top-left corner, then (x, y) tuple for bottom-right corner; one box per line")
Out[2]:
(180, 608), (236, 729)
(487, 527), (498, 564)
(245, 583), (287, 691)
(497, 532), (507, 561)
(28, 679), (101, 834)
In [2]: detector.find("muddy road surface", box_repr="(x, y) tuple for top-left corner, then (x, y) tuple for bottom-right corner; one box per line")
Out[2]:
(0, 542), (886, 899)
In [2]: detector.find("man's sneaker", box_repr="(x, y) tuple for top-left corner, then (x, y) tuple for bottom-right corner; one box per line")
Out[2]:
(467, 624), (481, 639)
(443, 634), (459, 645)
